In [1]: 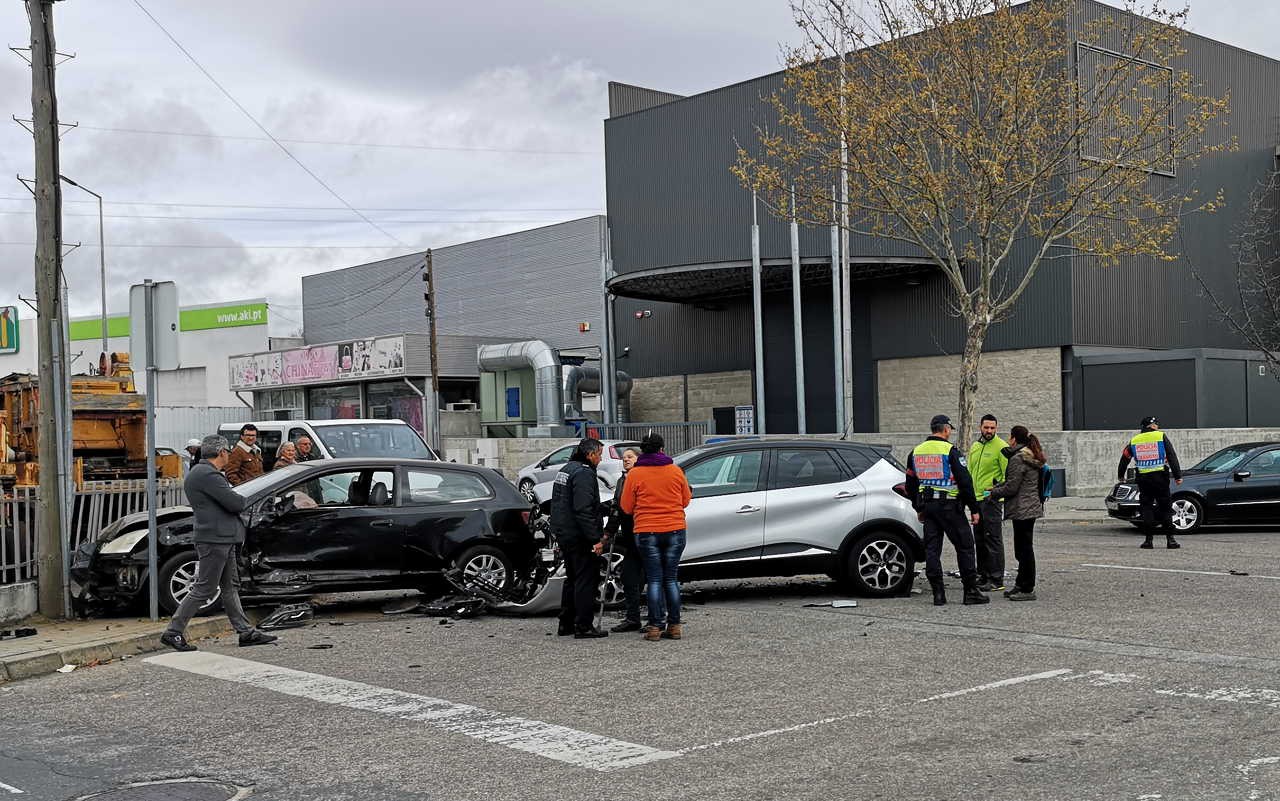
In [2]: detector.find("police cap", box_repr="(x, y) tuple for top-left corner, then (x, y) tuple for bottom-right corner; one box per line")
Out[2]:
(1140, 415), (1158, 429)
(930, 414), (952, 429)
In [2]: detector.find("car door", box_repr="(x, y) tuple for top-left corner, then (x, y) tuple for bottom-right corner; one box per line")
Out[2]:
(398, 466), (500, 578)
(762, 447), (864, 557)
(679, 448), (768, 564)
(535, 446), (575, 485)
(246, 467), (401, 582)
(1215, 448), (1280, 522)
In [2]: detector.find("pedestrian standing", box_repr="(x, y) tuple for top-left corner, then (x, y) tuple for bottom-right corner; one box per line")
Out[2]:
(184, 438), (203, 471)
(275, 441), (298, 468)
(604, 448), (643, 633)
(294, 435), (318, 462)
(968, 414), (1009, 592)
(551, 438), (609, 639)
(906, 414), (989, 606)
(224, 424), (263, 486)
(619, 433), (692, 641)
(1117, 416), (1183, 549)
(160, 435), (277, 652)
(987, 426), (1046, 601)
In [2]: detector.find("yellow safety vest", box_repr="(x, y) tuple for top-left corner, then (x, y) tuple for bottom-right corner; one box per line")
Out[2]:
(1129, 430), (1168, 473)
(913, 439), (958, 498)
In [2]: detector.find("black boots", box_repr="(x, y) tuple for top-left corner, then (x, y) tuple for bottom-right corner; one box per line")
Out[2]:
(1140, 536), (1154, 549)
(962, 582), (990, 605)
(930, 579), (946, 606)
(1166, 536), (1181, 549)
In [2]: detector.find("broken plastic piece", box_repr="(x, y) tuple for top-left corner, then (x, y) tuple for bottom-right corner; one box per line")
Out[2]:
(0, 628), (37, 640)
(382, 598), (425, 615)
(258, 603), (314, 631)
(306, 643), (334, 650)
(56, 664), (76, 673)
(1229, 569), (1250, 576)
(801, 600), (858, 608)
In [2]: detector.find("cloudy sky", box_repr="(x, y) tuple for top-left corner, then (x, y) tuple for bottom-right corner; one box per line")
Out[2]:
(1, 1), (1277, 335)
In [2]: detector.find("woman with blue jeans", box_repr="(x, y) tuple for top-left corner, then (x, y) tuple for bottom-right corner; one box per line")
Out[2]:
(618, 433), (692, 641)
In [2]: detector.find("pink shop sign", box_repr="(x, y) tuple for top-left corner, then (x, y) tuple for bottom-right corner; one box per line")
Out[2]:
(282, 346), (338, 384)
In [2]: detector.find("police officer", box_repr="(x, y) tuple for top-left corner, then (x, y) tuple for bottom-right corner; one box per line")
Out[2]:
(906, 414), (989, 606)
(551, 438), (609, 639)
(1117, 416), (1183, 549)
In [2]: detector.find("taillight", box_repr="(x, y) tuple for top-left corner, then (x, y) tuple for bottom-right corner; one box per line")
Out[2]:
(892, 482), (910, 500)
(520, 510), (531, 527)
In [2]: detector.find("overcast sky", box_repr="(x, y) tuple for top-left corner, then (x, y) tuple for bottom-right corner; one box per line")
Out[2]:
(1, 1), (1277, 335)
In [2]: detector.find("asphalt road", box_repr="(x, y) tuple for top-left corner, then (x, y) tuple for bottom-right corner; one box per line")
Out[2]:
(4, 520), (1279, 801)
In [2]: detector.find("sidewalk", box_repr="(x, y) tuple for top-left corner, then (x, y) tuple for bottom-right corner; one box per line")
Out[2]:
(1045, 494), (1110, 523)
(0, 614), (233, 684)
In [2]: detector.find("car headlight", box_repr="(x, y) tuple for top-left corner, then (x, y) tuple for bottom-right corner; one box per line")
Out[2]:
(98, 528), (149, 555)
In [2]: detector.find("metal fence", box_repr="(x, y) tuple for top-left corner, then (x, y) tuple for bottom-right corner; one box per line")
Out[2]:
(0, 479), (186, 587)
(578, 422), (710, 456)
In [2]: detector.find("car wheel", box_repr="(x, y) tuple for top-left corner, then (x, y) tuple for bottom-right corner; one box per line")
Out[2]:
(157, 550), (223, 616)
(518, 479), (536, 502)
(843, 531), (915, 597)
(1170, 495), (1204, 534)
(455, 545), (513, 592)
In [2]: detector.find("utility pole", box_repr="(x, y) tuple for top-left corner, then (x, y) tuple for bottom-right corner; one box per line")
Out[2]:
(422, 250), (441, 452)
(60, 175), (107, 357)
(27, 0), (68, 618)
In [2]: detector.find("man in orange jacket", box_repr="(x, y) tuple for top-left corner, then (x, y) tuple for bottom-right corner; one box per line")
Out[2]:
(619, 433), (692, 641)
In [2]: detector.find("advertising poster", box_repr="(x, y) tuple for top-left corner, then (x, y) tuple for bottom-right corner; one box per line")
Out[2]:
(229, 352), (283, 390)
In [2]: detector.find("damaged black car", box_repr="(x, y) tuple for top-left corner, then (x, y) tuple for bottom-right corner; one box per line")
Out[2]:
(71, 458), (557, 615)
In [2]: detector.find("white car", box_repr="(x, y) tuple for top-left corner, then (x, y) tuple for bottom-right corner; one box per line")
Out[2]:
(515, 440), (640, 501)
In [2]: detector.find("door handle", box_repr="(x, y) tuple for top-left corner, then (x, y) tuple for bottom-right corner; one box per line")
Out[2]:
(736, 505), (761, 514)
(370, 520), (396, 529)
(834, 492), (858, 500)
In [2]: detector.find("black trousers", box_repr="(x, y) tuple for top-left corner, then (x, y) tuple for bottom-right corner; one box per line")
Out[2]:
(1137, 471), (1173, 534)
(974, 499), (1005, 580)
(617, 538), (645, 624)
(921, 500), (978, 583)
(559, 542), (601, 631)
(1012, 518), (1036, 591)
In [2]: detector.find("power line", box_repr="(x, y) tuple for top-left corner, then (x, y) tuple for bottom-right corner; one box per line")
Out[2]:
(0, 195), (602, 213)
(75, 124), (603, 156)
(132, 0), (409, 248)
(0, 209), (578, 224)
(0, 241), (418, 250)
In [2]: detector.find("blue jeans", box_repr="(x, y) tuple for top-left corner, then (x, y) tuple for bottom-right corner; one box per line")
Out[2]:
(636, 530), (686, 628)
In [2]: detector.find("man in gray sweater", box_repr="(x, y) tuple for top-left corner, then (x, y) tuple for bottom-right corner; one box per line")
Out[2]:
(161, 435), (277, 651)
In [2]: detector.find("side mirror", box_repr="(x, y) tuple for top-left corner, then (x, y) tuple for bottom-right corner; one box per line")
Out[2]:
(1235, 471), (1252, 482)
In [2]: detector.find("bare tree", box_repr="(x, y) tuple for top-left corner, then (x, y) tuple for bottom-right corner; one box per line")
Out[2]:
(735, 0), (1231, 441)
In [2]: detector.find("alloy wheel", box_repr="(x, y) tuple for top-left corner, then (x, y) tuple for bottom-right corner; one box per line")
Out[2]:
(857, 539), (908, 591)
(1171, 498), (1200, 531)
(518, 480), (536, 502)
(169, 560), (221, 608)
(462, 553), (508, 590)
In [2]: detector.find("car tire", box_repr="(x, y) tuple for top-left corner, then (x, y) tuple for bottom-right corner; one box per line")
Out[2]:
(1170, 495), (1204, 534)
(518, 479), (536, 502)
(842, 530), (916, 597)
(454, 545), (514, 593)
(157, 550), (223, 616)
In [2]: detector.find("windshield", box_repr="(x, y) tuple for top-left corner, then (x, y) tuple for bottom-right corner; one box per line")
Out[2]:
(232, 463), (309, 497)
(314, 422), (434, 460)
(1193, 445), (1255, 473)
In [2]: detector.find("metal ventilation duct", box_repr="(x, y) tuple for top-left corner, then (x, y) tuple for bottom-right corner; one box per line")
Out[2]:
(477, 341), (563, 428)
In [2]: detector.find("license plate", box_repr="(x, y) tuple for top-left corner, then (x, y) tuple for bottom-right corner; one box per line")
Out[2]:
(1105, 500), (1118, 511)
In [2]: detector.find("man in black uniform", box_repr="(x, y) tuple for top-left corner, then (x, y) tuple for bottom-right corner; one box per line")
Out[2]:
(906, 414), (989, 606)
(551, 438), (609, 639)
(1117, 416), (1184, 550)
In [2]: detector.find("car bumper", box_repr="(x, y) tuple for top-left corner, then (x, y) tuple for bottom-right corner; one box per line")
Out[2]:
(1105, 498), (1141, 520)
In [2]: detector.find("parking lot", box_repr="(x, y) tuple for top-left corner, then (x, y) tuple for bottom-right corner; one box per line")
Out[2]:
(3, 519), (1279, 801)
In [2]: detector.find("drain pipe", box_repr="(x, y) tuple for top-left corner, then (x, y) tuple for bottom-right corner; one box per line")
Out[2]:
(477, 341), (563, 428)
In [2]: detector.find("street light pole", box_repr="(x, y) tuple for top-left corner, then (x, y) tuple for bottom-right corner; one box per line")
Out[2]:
(60, 175), (107, 357)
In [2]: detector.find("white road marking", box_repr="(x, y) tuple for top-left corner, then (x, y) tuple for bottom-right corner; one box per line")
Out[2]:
(682, 669), (1070, 753)
(1237, 756), (1280, 800)
(145, 651), (677, 772)
(0, 780), (24, 794)
(1156, 687), (1280, 708)
(1082, 563), (1280, 581)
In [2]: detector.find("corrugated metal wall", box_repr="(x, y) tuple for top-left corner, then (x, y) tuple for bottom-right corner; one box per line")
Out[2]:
(608, 82), (685, 117)
(303, 217), (606, 351)
(154, 406), (252, 451)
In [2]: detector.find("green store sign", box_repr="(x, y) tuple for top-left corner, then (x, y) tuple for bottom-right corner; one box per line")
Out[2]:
(67, 302), (268, 342)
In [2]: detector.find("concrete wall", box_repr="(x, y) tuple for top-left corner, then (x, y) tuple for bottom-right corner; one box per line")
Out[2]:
(630, 370), (753, 425)
(0, 581), (36, 626)
(439, 437), (579, 481)
(440, 410), (481, 438)
(711, 427), (1280, 497)
(876, 347), (1062, 433)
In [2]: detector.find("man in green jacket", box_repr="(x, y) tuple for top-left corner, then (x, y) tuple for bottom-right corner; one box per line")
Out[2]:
(968, 414), (1009, 591)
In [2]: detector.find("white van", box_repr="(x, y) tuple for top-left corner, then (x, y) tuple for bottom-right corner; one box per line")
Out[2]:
(216, 419), (438, 472)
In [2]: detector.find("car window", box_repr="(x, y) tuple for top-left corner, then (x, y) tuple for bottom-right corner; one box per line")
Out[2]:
(837, 448), (876, 477)
(1245, 449), (1280, 477)
(684, 451), (763, 498)
(404, 469), (494, 504)
(259, 430), (283, 470)
(1194, 446), (1254, 473)
(545, 446), (574, 466)
(281, 469), (395, 508)
(772, 449), (847, 489)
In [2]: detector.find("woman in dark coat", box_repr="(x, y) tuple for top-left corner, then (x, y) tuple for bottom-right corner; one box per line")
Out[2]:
(987, 425), (1046, 601)
(604, 449), (642, 631)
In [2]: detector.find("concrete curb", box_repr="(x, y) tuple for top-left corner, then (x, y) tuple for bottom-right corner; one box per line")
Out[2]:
(0, 617), (234, 684)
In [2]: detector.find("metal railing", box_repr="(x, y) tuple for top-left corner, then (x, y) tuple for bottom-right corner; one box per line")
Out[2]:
(0, 479), (186, 587)
(577, 422), (711, 456)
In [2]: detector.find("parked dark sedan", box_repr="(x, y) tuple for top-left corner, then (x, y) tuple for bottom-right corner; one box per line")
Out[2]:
(72, 458), (537, 615)
(1106, 442), (1280, 534)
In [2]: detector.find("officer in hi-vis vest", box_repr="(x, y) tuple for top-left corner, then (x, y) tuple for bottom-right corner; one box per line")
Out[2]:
(906, 414), (989, 606)
(1117, 416), (1183, 549)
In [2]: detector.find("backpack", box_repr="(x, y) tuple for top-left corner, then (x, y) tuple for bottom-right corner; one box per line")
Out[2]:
(1038, 464), (1055, 503)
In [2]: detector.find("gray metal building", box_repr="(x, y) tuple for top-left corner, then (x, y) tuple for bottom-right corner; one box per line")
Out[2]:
(603, 0), (1280, 433)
